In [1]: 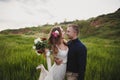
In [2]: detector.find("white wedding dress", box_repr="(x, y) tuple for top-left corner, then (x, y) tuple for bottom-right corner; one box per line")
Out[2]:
(37, 47), (68, 80)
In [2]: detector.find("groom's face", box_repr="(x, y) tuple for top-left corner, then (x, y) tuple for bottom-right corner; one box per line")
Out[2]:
(66, 27), (76, 39)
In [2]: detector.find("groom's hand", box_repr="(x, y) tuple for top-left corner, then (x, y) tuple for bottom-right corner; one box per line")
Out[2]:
(54, 57), (63, 65)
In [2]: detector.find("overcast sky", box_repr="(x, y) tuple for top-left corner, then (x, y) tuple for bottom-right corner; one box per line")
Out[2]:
(0, 0), (120, 31)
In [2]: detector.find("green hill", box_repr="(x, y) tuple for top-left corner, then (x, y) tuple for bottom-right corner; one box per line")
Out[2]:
(90, 8), (120, 39)
(71, 8), (120, 39)
(0, 8), (120, 39)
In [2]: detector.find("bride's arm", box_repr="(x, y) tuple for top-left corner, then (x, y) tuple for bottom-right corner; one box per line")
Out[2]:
(45, 49), (52, 71)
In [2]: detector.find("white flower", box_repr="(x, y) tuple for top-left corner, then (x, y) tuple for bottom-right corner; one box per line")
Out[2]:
(55, 30), (59, 35)
(33, 46), (36, 49)
(34, 38), (42, 44)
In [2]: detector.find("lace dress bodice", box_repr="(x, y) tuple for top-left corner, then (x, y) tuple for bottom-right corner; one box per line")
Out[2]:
(55, 47), (68, 64)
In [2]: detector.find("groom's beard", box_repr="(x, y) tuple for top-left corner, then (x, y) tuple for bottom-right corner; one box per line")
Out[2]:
(67, 35), (73, 40)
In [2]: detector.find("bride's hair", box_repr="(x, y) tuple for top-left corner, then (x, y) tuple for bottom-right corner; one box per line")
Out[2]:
(48, 26), (62, 55)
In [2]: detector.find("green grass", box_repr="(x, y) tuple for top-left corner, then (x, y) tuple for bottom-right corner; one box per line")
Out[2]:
(0, 34), (47, 80)
(0, 34), (120, 80)
(82, 37), (120, 80)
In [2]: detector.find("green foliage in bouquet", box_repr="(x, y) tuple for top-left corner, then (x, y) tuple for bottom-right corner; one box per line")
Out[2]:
(33, 38), (50, 54)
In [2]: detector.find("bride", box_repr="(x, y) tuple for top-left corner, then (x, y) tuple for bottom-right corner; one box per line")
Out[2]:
(37, 26), (68, 80)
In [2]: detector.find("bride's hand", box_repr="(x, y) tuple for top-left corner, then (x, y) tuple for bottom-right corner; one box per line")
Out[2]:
(44, 48), (51, 56)
(54, 57), (63, 65)
(44, 48), (49, 53)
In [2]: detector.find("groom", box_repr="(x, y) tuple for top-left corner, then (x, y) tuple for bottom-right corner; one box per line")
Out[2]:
(66, 24), (87, 80)
(55, 24), (87, 80)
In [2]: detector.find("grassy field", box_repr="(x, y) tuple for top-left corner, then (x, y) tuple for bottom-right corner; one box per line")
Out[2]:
(82, 37), (120, 80)
(0, 34), (120, 80)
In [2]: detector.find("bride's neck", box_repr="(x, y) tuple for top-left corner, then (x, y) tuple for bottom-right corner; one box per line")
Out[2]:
(57, 39), (64, 46)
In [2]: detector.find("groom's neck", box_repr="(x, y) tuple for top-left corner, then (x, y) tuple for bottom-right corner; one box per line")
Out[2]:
(71, 36), (78, 40)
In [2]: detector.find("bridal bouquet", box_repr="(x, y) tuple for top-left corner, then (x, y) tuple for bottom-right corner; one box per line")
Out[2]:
(33, 37), (50, 55)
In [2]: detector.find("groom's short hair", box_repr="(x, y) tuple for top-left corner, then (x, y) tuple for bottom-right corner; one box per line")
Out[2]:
(68, 24), (79, 35)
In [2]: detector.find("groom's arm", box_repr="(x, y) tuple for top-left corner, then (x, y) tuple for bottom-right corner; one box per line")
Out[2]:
(54, 57), (63, 65)
(77, 45), (87, 80)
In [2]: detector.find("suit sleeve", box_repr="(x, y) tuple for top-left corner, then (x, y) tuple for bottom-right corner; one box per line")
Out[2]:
(77, 45), (87, 80)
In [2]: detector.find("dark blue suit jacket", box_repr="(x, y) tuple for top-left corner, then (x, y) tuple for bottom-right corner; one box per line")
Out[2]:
(67, 38), (87, 80)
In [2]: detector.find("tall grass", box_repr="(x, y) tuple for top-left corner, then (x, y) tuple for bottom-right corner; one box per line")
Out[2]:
(82, 37), (120, 80)
(0, 34), (47, 80)
(0, 34), (120, 80)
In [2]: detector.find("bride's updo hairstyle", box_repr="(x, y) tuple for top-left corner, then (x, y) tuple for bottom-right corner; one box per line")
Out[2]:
(48, 26), (62, 55)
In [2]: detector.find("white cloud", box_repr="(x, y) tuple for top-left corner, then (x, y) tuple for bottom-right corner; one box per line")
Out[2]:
(0, 0), (120, 31)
